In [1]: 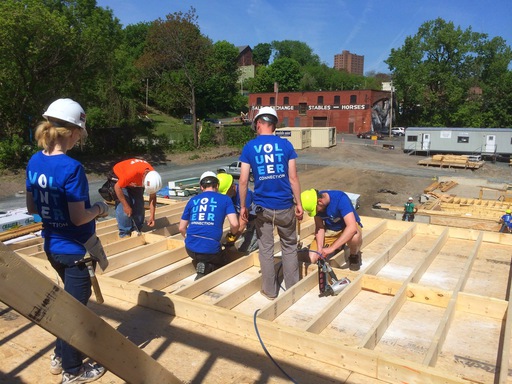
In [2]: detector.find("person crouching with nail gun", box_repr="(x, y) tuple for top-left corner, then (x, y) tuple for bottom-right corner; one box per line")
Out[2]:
(300, 189), (363, 271)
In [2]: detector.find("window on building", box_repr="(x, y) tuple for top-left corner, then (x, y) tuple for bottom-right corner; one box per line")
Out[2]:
(350, 95), (357, 104)
(334, 95), (340, 105)
(317, 96), (324, 105)
(270, 97), (275, 105)
(256, 97), (262, 105)
(298, 103), (307, 115)
(407, 136), (418, 142)
(457, 136), (469, 143)
(284, 96), (289, 105)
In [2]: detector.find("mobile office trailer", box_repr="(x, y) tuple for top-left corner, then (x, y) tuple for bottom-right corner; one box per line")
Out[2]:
(404, 127), (512, 159)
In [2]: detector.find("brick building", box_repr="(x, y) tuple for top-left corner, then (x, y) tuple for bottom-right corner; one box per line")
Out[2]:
(334, 50), (365, 75)
(248, 90), (392, 134)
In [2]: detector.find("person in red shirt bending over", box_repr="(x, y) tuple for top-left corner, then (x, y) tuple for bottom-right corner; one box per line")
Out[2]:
(110, 159), (162, 238)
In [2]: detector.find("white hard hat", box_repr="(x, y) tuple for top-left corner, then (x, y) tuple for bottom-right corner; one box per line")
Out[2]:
(43, 98), (86, 130)
(252, 106), (278, 131)
(200, 171), (219, 186)
(408, 197), (413, 201)
(143, 170), (162, 194)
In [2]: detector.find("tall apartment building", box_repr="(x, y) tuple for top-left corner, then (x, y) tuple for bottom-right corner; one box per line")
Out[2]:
(334, 50), (364, 75)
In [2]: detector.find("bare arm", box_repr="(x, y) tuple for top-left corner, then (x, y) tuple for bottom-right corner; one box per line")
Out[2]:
(146, 193), (157, 227)
(179, 219), (188, 238)
(321, 212), (359, 257)
(114, 182), (132, 217)
(288, 159), (303, 220)
(28, 191), (106, 226)
(309, 217), (326, 263)
(226, 213), (239, 235)
(238, 162), (251, 222)
(68, 201), (104, 226)
(26, 192), (37, 214)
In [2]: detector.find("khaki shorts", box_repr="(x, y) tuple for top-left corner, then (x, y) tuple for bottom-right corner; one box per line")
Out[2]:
(309, 227), (362, 251)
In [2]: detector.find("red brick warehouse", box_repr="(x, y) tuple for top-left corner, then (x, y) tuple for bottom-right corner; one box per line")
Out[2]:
(248, 90), (392, 134)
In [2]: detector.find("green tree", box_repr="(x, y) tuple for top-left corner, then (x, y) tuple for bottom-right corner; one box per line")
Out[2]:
(198, 41), (240, 116)
(0, 0), (122, 142)
(137, 7), (213, 147)
(253, 43), (272, 66)
(271, 40), (320, 66)
(386, 18), (512, 127)
(267, 58), (302, 92)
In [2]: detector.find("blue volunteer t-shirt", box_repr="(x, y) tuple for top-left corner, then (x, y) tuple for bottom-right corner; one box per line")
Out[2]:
(240, 135), (297, 210)
(317, 190), (362, 232)
(181, 191), (236, 254)
(26, 151), (95, 255)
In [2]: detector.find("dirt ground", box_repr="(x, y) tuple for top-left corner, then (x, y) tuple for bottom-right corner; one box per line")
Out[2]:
(2, 139), (509, 220)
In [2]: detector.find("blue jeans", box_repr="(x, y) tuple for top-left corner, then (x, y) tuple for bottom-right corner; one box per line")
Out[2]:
(115, 187), (145, 237)
(47, 252), (92, 374)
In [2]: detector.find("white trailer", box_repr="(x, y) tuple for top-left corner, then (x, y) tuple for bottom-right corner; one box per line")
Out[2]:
(404, 127), (512, 159)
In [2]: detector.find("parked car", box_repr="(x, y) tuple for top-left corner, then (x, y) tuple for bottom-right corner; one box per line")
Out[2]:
(182, 114), (192, 124)
(204, 118), (222, 127)
(391, 127), (406, 136)
(217, 161), (254, 182)
(356, 131), (383, 140)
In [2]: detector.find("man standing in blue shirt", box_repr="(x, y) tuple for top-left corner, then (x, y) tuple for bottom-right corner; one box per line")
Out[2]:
(301, 188), (363, 271)
(179, 171), (239, 280)
(239, 107), (304, 300)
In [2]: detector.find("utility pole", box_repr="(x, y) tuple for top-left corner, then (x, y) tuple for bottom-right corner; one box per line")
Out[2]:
(389, 81), (393, 138)
(145, 78), (149, 113)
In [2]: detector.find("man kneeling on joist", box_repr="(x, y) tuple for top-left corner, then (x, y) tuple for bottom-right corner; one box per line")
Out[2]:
(179, 171), (239, 280)
(301, 188), (363, 271)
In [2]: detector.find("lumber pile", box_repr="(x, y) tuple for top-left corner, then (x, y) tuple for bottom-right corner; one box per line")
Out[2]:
(418, 154), (484, 169)
(423, 180), (458, 193)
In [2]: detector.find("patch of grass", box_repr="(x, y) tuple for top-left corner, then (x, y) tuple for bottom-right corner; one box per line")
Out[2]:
(150, 113), (193, 142)
(188, 153), (201, 160)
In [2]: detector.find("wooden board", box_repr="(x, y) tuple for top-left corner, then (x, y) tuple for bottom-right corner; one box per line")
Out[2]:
(0, 242), (181, 384)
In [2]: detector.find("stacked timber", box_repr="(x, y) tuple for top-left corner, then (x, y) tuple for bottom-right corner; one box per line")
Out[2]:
(424, 180), (458, 193)
(418, 154), (484, 169)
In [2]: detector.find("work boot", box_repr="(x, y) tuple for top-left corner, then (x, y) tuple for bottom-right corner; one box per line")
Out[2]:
(349, 252), (362, 271)
(195, 262), (215, 280)
(195, 262), (207, 280)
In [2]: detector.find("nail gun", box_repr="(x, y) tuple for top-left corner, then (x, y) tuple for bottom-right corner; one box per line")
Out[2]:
(316, 253), (350, 297)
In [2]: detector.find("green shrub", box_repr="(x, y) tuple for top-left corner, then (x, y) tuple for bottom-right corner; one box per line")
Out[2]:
(0, 135), (36, 170)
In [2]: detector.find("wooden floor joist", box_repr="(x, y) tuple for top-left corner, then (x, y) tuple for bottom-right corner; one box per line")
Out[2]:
(3, 208), (512, 383)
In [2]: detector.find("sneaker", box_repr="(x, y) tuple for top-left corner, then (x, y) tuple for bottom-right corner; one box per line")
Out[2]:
(260, 290), (277, 301)
(50, 354), (62, 375)
(62, 363), (105, 383)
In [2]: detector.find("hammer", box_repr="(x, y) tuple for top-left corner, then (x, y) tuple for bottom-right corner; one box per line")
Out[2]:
(131, 217), (142, 236)
(75, 257), (104, 304)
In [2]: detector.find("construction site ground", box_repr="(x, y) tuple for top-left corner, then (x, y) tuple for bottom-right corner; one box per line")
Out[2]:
(2, 136), (512, 384)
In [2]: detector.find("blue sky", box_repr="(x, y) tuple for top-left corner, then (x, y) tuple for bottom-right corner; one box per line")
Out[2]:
(96, 0), (512, 74)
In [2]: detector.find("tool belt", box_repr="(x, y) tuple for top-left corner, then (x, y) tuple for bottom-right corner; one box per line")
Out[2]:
(98, 170), (119, 203)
